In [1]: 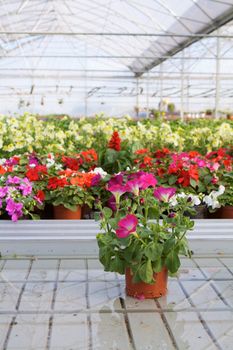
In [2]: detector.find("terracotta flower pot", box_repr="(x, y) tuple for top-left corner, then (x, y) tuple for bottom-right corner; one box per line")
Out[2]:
(207, 206), (233, 219)
(125, 267), (168, 299)
(53, 205), (81, 219)
(217, 205), (233, 219)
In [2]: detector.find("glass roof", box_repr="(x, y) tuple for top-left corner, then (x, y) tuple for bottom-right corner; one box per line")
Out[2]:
(0, 0), (233, 116)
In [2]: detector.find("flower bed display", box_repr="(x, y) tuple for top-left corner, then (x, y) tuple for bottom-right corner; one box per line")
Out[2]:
(0, 115), (232, 221)
(0, 114), (232, 158)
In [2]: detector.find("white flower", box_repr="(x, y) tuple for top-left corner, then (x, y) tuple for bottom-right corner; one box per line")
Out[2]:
(92, 167), (108, 178)
(203, 185), (225, 209)
(203, 195), (221, 209)
(188, 194), (201, 206)
(46, 158), (55, 168)
(0, 158), (6, 165)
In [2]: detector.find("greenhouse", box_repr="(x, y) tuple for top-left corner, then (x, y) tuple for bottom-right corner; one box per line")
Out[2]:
(0, 1), (233, 349)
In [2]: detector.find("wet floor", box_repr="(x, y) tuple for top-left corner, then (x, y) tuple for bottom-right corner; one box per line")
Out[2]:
(0, 256), (233, 349)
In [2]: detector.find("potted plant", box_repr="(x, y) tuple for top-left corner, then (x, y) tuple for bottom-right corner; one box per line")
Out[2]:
(96, 171), (194, 299)
(204, 172), (233, 219)
(46, 170), (97, 219)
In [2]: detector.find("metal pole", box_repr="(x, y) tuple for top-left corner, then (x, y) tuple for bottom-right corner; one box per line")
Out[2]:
(84, 43), (87, 116)
(136, 78), (139, 117)
(146, 71), (150, 118)
(215, 29), (220, 118)
(180, 51), (185, 120)
(159, 63), (163, 117)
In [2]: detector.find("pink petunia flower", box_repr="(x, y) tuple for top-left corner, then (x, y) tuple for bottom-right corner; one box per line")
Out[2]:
(126, 173), (157, 195)
(116, 214), (138, 238)
(107, 183), (128, 204)
(154, 186), (176, 202)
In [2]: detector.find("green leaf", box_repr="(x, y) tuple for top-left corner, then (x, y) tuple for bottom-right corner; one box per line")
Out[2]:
(94, 212), (101, 221)
(152, 258), (163, 273)
(165, 250), (180, 274)
(168, 175), (177, 185)
(110, 255), (125, 274)
(190, 178), (198, 188)
(144, 242), (163, 261)
(139, 260), (154, 283)
(63, 203), (78, 211)
(163, 237), (176, 255)
(102, 207), (113, 219)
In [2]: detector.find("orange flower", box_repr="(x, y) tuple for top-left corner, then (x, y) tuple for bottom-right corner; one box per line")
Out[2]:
(135, 148), (149, 155)
(80, 149), (98, 162)
(70, 172), (95, 188)
(0, 166), (7, 175)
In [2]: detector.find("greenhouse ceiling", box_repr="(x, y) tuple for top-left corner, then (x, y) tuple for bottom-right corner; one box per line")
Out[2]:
(1, 0), (233, 116)
(1, 0), (233, 75)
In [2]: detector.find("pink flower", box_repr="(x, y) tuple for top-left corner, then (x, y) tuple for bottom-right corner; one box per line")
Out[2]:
(195, 159), (206, 168)
(139, 173), (157, 189)
(108, 174), (123, 187)
(0, 187), (9, 198)
(208, 162), (220, 171)
(126, 179), (141, 196)
(136, 293), (145, 301)
(6, 198), (23, 222)
(126, 173), (157, 195)
(6, 176), (21, 185)
(107, 183), (128, 204)
(154, 186), (176, 202)
(19, 178), (32, 196)
(116, 214), (138, 238)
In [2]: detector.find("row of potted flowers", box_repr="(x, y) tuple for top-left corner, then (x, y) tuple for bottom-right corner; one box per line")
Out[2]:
(0, 114), (232, 158)
(0, 137), (232, 221)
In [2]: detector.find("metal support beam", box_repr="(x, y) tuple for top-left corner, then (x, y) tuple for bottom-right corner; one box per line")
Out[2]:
(146, 71), (149, 118)
(215, 29), (221, 118)
(180, 51), (185, 120)
(133, 6), (233, 77)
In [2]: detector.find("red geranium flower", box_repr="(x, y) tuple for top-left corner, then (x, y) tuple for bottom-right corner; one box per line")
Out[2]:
(26, 165), (47, 181)
(47, 177), (68, 190)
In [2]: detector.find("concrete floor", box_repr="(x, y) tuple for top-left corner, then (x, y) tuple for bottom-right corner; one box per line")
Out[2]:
(0, 256), (233, 350)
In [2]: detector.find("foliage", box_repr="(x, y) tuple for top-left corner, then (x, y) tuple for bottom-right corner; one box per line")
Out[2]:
(96, 171), (194, 283)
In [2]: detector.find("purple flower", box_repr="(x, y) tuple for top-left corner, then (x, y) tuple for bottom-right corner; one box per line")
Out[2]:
(6, 176), (21, 185)
(29, 155), (39, 166)
(5, 157), (18, 166)
(154, 187), (176, 202)
(108, 174), (123, 187)
(107, 195), (117, 212)
(0, 186), (9, 198)
(0, 199), (2, 208)
(116, 214), (138, 238)
(18, 178), (32, 196)
(6, 198), (23, 222)
(91, 174), (101, 186)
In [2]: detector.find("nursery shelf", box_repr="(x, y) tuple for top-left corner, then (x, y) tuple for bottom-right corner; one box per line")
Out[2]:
(0, 219), (232, 257)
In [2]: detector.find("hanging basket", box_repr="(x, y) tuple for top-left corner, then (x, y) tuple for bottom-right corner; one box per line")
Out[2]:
(53, 205), (82, 219)
(125, 267), (168, 299)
